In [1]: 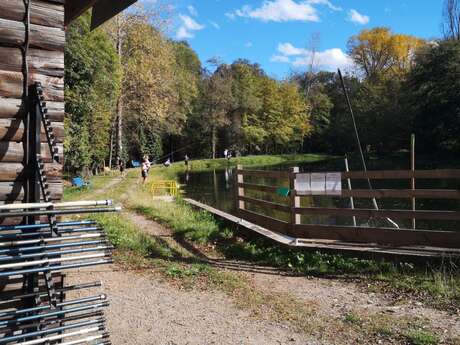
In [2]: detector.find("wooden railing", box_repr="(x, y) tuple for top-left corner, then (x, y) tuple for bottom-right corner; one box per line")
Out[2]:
(234, 165), (460, 249)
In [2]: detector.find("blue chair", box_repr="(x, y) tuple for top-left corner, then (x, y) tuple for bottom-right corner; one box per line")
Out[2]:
(71, 176), (90, 189)
(131, 160), (141, 168)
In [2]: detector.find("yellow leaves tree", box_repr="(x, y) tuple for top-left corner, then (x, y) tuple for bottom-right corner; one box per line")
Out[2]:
(348, 27), (425, 80)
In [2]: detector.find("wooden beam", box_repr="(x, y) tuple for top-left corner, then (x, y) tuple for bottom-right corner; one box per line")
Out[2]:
(342, 169), (460, 180)
(340, 189), (460, 199)
(0, 142), (63, 163)
(0, 163), (62, 182)
(65, 0), (97, 26)
(0, 181), (62, 201)
(292, 224), (460, 249)
(1, 0), (64, 28)
(238, 182), (279, 194)
(238, 196), (290, 213)
(0, 18), (65, 51)
(0, 119), (64, 143)
(295, 207), (460, 221)
(90, 0), (137, 30)
(238, 208), (291, 235)
(236, 169), (291, 179)
(0, 98), (63, 121)
(0, 47), (64, 77)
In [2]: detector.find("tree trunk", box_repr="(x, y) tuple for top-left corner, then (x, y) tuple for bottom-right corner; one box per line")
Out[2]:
(211, 125), (216, 159)
(116, 17), (123, 159)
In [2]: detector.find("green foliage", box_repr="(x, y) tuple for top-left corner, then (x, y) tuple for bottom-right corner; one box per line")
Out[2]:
(406, 330), (439, 345)
(65, 12), (121, 173)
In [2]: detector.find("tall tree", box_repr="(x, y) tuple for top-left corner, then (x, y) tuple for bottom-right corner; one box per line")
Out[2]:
(443, 0), (460, 40)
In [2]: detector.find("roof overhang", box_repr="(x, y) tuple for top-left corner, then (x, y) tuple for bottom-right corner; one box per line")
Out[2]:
(65, 0), (138, 30)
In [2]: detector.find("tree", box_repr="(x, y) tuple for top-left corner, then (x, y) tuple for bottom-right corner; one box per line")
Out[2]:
(348, 27), (424, 81)
(65, 12), (121, 173)
(407, 40), (460, 154)
(443, 0), (460, 40)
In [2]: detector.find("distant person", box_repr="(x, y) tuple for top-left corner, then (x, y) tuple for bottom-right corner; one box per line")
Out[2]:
(184, 154), (189, 166)
(223, 149), (228, 159)
(163, 158), (171, 167)
(118, 157), (125, 178)
(227, 151), (232, 161)
(141, 156), (151, 184)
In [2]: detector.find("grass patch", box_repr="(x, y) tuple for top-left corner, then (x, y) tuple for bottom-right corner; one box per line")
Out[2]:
(406, 330), (440, 345)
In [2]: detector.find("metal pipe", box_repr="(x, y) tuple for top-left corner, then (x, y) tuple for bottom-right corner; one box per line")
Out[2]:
(0, 281), (102, 303)
(0, 258), (113, 278)
(0, 252), (110, 270)
(0, 200), (113, 211)
(17, 326), (104, 345)
(0, 246), (112, 263)
(0, 206), (121, 219)
(0, 227), (102, 240)
(0, 318), (105, 343)
(0, 220), (96, 231)
(0, 239), (108, 255)
(0, 301), (109, 327)
(0, 311), (104, 335)
(0, 233), (106, 247)
(58, 333), (109, 345)
(0, 294), (106, 318)
(344, 156), (357, 227)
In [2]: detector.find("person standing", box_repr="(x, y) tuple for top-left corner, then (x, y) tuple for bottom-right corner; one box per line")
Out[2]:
(141, 156), (151, 184)
(184, 154), (189, 167)
(223, 149), (228, 159)
(118, 157), (125, 178)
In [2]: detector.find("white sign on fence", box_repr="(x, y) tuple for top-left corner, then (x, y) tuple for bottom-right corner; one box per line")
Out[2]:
(326, 172), (342, 195)
(310, 173), (326, 195)
(295, 173), (311, 195)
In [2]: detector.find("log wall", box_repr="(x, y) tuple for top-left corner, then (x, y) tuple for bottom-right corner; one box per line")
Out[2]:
(0, 0), (65, 210)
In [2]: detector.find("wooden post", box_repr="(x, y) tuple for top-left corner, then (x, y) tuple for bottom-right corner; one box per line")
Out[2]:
(290, 167), (300, 235)
(236, 165), (245, 211)
(411, 134), (416, 229)
(344, 156), (357, 227)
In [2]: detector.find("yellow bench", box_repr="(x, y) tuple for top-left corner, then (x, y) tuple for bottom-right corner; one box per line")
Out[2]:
(150, 180), (179, 197)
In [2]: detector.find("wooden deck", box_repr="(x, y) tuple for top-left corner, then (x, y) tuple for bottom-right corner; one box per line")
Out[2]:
(184, 198), (460, 259)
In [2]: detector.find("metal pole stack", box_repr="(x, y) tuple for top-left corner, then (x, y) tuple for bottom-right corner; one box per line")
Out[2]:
(0, 201), (118, 344)
(0, 82), (117, 344)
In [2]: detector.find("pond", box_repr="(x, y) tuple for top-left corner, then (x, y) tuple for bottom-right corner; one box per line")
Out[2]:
(178, 155), (460, 232)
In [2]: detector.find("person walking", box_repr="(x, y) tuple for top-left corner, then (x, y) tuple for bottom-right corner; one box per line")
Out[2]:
(118, 157), (125, 178)
(184, 154), (189, 167)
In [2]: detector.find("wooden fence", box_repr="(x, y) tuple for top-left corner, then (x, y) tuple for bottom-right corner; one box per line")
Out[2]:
(235, 165), (460, 250)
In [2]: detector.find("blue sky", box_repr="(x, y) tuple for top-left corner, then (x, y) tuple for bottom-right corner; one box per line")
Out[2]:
(142, 0), (445, 78)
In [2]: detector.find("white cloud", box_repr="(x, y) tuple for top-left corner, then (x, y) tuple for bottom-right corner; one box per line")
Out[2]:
(273, 42), (353, 71)
(347, 9), (370, 25)
(226, 0), (341, 23)
(210, 21), (220, 29)
(187, 5), (198, 17)
(271, 55), (290, 63)
(235, 1), (318, 22)
(176, 15), (205, 39)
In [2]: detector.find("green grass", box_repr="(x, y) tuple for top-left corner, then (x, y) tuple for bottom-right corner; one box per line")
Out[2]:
(406, 330), (440, 345)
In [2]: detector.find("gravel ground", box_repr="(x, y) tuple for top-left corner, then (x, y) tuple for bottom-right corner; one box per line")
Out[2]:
(66, 267), (314, 345)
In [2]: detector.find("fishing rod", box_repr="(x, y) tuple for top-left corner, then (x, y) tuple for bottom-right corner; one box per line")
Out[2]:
(57, 333), (110, 345)
(0, 206), (121, 219)
(0, 233), (105, 247)
(0, 294), (107, 318)
(0, 281), (102, 303)
(16, 327), (107, 345)
(0, 200), (113, 211)
(0, 220), (96, 231)
(0, 226), (102, 240)
(0, 319), (105, 343)
(0, 300), (109, 327)
(0, 258), (112, 278)
(0, 245), (112, 263)
(337, 69), (399, 229)
(0, 239), (108, 255)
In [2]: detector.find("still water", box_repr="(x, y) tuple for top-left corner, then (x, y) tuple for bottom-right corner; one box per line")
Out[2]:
(178, 156), (460, 231)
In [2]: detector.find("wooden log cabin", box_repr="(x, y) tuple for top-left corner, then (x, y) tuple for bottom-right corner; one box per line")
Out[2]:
(0, 0), (137, 224)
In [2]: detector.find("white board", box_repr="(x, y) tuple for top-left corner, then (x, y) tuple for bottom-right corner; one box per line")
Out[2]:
(295, 173), (311, 195)
(310, 173), (326, 195)
(326, 172), (342, 195)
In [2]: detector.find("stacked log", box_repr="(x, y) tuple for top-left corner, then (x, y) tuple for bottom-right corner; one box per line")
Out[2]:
(0, 0), (65, 208)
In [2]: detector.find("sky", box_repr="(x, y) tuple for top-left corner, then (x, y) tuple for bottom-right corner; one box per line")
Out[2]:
(141, 0), (445, 78)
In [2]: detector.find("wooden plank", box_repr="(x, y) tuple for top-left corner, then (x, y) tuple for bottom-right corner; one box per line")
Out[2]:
(1, 0), (64, 28)
(0, 18), (65, 51)
(0, 142), (63, 162)
(292, 224), (460, 248)
(340, 189), (460, 199)
(238, 182), (279, 194)
(65, 0), (97, 26)
(0, 163), (62, 182)
(0, 97), (63, 121)
(0, 47), (64, 77)
(0, 181), (62, 201)
(342, 169), (460, 180)
(238, 208), (291, 235)
(295, 207), (460, 221)
(0, 70), (64, 102)
(0, 119), (64, 143)
(236, 169), (290, 179)
(239, 196), (290, 213)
